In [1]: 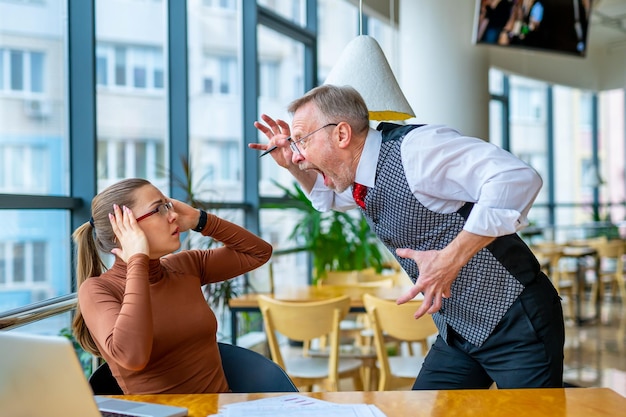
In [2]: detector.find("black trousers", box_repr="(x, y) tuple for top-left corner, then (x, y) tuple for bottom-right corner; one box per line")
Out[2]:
(413, 273), (565, 389)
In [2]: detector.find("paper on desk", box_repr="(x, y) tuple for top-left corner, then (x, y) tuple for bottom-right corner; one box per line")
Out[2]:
(207, 394), (386, 417)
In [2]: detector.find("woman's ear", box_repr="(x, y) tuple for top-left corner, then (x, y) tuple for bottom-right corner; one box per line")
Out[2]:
(336, 121), (352, 149)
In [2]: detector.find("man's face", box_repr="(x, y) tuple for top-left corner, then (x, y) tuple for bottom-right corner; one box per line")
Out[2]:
(290, 105), (353, 193)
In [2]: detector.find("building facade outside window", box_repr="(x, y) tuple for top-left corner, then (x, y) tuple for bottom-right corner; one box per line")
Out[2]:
(0, 49), (45, 94)
(96, 44), (164, 91)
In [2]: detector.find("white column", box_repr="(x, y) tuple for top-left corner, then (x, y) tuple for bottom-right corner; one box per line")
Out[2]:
(397, 0), (490, 140)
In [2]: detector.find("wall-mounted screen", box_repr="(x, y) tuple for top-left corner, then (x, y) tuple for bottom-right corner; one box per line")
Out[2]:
(473, 0), (593, 57)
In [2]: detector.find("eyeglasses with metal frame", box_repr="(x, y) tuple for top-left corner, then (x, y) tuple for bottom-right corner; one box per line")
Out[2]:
(289, 123), (338, 155)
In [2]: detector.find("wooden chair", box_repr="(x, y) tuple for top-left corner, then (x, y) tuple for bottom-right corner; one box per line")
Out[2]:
(317, 272), (393, 347)
(587, 239), (626, 306)
(362, 293), (439, 391)
(531, 241), (576, 318)
(257, 294), (363, 392)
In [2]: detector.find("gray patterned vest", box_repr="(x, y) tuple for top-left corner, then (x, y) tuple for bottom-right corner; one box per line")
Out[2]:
(361, 123), (541, 346)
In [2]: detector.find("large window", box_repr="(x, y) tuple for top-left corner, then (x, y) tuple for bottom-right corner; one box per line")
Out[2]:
(257, 23), (309, 290)
(599, 89), (626, 225)
(0, 0), (70, 326)
(489, 68), (626, 243)
(258, 0), (305, 25)
(95, 0), (169, 194)
(187, 0), (243, 203)
(317, 0), (359, 83)
(509, 76), (550, 228)
(257, 24), (307, 197)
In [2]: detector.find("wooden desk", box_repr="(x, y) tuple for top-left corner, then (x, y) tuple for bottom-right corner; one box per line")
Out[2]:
(114, 388), (626, 417)
(228, 285), (412, 345)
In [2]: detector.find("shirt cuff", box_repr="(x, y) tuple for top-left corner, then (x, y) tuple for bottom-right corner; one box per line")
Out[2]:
(463, 203), (528, 237)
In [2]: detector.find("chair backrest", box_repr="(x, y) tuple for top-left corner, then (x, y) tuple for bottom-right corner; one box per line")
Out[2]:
(587, 238), (626, 306)
(318, 270), (396, 288)
(363, 294), (439, 354)
(357, 269), (411, 286)
(88, 362), (123, 395)
(363, 293), (438, 343)
(321, 278), (395, 289)
(217, 342), (298, 393)
(590, 239), (625, 281)
(593, 238), (625, 259)
(530, 242), (565, 287)
(257, 294), (351, 376)
(88, 343), (298, 394)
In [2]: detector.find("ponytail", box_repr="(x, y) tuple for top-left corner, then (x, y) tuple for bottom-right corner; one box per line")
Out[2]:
(71, 221), (106, 356)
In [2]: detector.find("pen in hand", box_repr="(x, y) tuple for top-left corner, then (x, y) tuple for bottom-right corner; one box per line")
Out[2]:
(258, 137), (292, 157)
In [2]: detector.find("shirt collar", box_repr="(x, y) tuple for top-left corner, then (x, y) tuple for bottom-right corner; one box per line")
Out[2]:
(354, 127), (381, 188)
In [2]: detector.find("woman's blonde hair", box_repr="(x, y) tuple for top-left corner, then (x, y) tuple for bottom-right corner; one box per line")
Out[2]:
(71, 178), (151, 356)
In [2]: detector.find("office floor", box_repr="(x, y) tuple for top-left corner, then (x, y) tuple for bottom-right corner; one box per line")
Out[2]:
(562, 297), (626, 397)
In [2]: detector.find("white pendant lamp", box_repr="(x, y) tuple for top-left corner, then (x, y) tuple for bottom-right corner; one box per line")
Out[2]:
(322, 0), (413, 121)
(323, 34), (415, 121)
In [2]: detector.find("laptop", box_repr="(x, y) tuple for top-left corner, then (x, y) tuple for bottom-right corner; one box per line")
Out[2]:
(0, 331), (188, 417)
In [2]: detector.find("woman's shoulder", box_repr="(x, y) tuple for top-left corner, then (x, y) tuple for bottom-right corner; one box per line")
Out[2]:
(161, 250), (206, 273)
(79, 272), (125, 298)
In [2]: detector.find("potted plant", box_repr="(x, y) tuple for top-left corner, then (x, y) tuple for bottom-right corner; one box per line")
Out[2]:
(266, 181), (387, 284)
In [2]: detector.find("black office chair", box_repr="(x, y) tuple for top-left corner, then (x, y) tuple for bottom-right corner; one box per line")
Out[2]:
(88, 361), (123, 395)
(217, 342), (298, 393)
(88, 342), (297, 394)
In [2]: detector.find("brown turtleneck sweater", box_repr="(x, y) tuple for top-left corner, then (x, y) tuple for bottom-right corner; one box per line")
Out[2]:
(78, 213), (272, 394)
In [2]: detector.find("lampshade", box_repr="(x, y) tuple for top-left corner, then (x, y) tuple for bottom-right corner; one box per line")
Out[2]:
(324, 35), (415, 121)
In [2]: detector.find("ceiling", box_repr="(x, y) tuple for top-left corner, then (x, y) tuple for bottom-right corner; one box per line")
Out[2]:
(589, 0), (626, 51)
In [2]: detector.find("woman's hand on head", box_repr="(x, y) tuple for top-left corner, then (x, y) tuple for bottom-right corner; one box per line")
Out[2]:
(109, 204), (149, 262)
(170, 199), (203, 232)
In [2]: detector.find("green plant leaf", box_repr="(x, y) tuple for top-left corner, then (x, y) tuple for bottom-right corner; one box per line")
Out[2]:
(272, 181), (387, 282)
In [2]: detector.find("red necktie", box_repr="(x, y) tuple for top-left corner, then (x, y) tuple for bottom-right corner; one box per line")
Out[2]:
(353, 183), (368, 209)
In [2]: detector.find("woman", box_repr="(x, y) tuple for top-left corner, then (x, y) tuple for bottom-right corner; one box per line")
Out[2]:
(71, 178), (272, 394)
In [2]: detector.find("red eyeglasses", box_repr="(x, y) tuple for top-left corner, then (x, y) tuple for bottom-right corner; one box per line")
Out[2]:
(135, 201), (174, 222)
